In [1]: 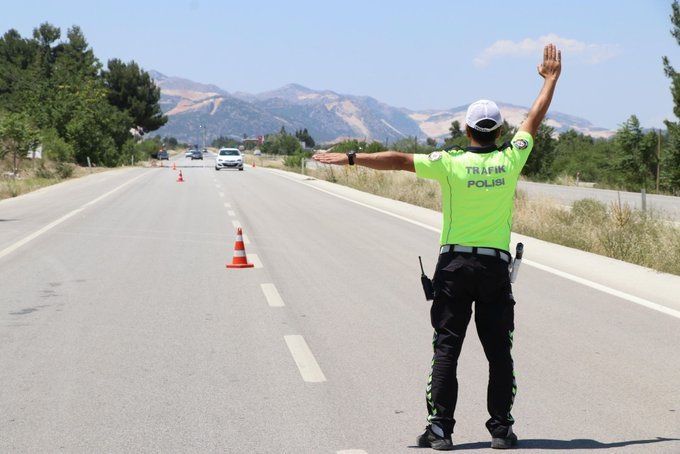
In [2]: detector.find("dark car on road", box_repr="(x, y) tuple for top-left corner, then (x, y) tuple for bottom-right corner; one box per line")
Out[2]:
(190, 150), (203, 160)
(158, 150), (169, 160)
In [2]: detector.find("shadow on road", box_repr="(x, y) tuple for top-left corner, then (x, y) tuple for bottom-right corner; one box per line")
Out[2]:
(441, 436), (680, 450)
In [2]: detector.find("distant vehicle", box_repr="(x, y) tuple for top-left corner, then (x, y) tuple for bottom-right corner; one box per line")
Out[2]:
(157, 150), (169, 160)
(190, 150), (203, 160)
(185, 149), (195, 158)
(215, 148), (243, 171)
(253, 149), (262, 156)
(202, 148), (208, 154)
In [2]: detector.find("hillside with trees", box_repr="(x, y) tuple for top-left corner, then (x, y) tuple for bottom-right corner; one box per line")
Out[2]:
(0, 22), (166, 173)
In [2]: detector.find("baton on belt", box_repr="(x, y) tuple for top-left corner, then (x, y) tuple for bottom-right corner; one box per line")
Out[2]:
(509, 242), (524, 283)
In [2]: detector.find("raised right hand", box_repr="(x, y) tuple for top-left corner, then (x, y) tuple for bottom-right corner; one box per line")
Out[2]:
(537, 43), (561, 81)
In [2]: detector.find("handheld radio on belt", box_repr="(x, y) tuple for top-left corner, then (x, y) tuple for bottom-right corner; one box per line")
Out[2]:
(509, 242), (524, 283)
(418, 256), (435, 301)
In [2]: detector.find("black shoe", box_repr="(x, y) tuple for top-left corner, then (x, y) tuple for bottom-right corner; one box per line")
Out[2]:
(491, 430), (518, 449)
(416, 426), (454, 451)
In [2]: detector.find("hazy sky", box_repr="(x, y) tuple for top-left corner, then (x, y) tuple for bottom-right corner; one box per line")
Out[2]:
(4, 0), (676, 129)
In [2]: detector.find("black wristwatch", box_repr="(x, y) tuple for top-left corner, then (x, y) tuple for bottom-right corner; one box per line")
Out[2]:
(347, 150), (356, 166)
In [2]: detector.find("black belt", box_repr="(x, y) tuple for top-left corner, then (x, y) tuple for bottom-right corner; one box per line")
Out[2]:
(440, 244), (510, 263)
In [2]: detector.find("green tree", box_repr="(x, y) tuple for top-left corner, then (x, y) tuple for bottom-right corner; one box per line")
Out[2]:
(0, 29), (37, 112)
(295, 128), (315, 148)
(522, 122), (556, 179)
(63, 78), (133, 166)
(449, 120), (463, 139)
(614, 115), (657, 189)
(164, 136), (179, 149)
(0, 111), (39, 173)
(102, 59), (167, 134)
(662, 0), (680, 192)
(261, 133), (300, 155)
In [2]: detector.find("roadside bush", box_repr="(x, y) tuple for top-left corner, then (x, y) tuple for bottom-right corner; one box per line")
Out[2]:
(42, 129), (75, 162)
(56, 162), (75, 178)
(283, 151), (312, 168)
(134, 138), (164, 159)
(571, 199), (608, 224)
(34, 164), (55, 179)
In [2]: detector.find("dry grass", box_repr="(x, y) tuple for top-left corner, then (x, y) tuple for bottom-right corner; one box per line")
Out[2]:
(284, 162), (680, 276)
(0, 162), (105, 200)
(514, 193), (680, 275)
(309, 165), (442, 211)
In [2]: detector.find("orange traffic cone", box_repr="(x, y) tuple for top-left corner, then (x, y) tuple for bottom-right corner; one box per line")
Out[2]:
(172, 162), (176, 171)
(226, 228), (254, 268)
(177, 170), (184, 183)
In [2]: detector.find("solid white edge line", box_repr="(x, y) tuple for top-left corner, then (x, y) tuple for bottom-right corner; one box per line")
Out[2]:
(268, 169), (680, 321)
(524, 259), (680, 320)
(260, 283), (285, 307)
(224, 202), (231, 208)
(336, 450), (368, 454)
(219, 192), (225, 198)
(227, 210), (236, 216)
(284, 335), (326, 383)
(273, 171), (436, 231)
(0, 170), (149, 260)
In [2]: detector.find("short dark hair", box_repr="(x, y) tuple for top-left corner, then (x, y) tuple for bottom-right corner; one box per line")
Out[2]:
(467, 119), (501, 146)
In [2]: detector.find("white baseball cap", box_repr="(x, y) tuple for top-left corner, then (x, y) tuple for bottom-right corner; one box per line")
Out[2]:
(465, 99), (503, 132)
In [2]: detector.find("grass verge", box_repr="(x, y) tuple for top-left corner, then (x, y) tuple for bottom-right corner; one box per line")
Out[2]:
(0, 162), (107, 200)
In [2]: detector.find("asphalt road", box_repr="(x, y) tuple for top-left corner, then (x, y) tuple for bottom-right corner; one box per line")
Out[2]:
(1, 156), (679, 453)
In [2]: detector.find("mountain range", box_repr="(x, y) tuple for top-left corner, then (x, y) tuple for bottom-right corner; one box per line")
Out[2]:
(151, 70), (614, 144)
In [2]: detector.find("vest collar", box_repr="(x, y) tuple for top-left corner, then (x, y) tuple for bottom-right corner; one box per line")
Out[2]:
(465, 143), (498, 154)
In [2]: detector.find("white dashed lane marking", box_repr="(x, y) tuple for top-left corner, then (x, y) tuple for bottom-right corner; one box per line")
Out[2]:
(284, 335), (326, 383)
(260, 283), (285, 307)
(227, 210), (236, 217)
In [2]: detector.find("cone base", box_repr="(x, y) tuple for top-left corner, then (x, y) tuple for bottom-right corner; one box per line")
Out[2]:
(226, 263), (254, 268)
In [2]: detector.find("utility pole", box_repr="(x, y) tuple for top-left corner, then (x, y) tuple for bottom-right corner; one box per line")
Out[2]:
(656, 129), (662, 193)
(198, 124), (205, 150)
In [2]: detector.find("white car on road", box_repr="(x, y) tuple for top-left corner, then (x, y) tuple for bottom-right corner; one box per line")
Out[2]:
(215, 148), (244, 171)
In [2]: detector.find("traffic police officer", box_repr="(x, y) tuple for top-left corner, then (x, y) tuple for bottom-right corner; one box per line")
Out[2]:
(313, 44), (562, 450)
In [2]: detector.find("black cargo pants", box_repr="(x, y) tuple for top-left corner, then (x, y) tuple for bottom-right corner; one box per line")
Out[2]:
(426, 250), (516, 438)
